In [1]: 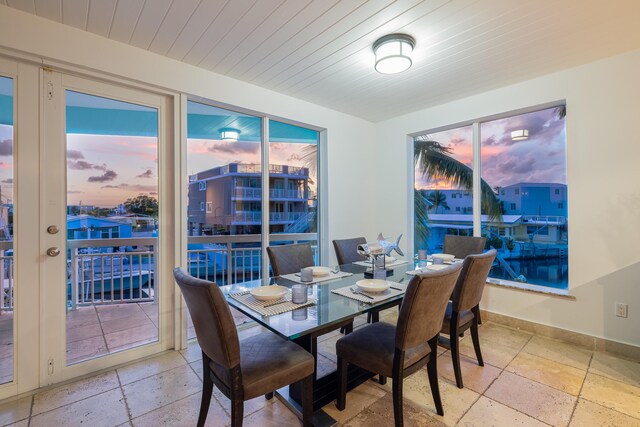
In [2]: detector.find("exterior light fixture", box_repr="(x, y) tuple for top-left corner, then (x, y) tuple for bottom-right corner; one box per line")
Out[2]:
(220, 128), (239, 142)
(511, 129), (529, 141)
(372, 34), (415, 74)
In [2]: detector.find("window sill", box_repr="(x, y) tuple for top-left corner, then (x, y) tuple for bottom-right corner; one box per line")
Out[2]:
(486, 278), (575, 300)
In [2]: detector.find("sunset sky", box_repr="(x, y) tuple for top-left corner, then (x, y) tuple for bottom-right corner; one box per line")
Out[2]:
(414, 107), (566, 191)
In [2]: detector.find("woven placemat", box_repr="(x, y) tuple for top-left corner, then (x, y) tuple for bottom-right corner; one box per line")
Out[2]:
(331, 282), (405, 304)
(230, 290), (316, 316)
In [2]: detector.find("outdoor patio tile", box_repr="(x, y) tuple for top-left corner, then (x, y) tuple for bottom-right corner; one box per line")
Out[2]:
(32, 370), (120, 415)
(344, 394), (447, 427)
(30, 388), (128, 427)
(0, 395), (32, 426)
(569, 398), (640, 427)
(137, 302), (157, 319)
(580, 373), (640, 419)
(123, 364), (202, 418)
(522, 335), (593, 371)
(0, 356), (13, 385)
(485, 371), (576, 426)
(242, 400), (301, 427)
(506, 351), (587, 395)
(322, 381), (386, 424)
(118, 351), (187, 385)
(437, 350), (501, 393)
(459, 396), (548, 427)
(131, 392), (229, 427)
(66, 322), (103, 343)
(96, 303), (146, 322)
(589, 351), (640, 388)
(104, 322), (158, 352)
(66, 306), (99, 328)
(100, 311), (151, 335)
(66, 334), (108, 364)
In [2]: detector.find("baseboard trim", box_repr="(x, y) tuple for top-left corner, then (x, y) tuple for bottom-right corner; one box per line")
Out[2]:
(481, 310), (640, 363)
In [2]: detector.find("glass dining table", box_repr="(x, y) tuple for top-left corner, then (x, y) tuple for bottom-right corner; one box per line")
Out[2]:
(219, 262), (414, 426)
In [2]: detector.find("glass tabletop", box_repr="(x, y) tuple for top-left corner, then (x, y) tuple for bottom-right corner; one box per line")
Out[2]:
(220, 262), (415, 340)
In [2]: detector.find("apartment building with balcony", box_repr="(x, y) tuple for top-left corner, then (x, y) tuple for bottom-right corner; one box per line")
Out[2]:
(187, 162), (314, 235)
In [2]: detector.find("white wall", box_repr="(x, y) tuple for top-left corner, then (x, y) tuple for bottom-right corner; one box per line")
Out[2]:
(375, 49), (640, 347)
(0, 6), (378, 262)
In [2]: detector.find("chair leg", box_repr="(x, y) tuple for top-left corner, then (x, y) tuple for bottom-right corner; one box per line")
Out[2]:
(265, 392), (273, 400)
(230, 398), (244, 427)
(470, 318), (484, 366)
(302, 374), (313, 427)
(336, 357), (348, 411)
(197, 356), (213, 427)
(392, 353), (405, 427)
(426, 351), (444, 416)
(450, 324), (464, 389)
(379, 375), (387, 385)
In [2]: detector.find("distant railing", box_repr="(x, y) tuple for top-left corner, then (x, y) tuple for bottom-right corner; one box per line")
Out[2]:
(522, 215), (567, 225)
(1, 233), (318, 311)
(234, 187), (307, 199)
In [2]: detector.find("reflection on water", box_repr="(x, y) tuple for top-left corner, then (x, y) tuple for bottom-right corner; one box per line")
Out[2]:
(490, 257), (568, 290)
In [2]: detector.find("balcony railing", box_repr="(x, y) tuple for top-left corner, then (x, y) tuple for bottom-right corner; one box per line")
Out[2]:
(0, 233), (318, 311)
(234, 187), (307, 199)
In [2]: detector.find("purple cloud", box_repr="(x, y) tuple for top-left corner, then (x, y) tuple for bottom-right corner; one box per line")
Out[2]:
(136, 169), (154, 178)
(67, 149), (84, 159)
(209, 141), (259, 155)
(88, 170), (117, 182)
(0, 139), (12, 156)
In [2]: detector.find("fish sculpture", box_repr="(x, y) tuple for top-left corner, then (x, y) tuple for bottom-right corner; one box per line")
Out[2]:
(357, 233), (404, 258)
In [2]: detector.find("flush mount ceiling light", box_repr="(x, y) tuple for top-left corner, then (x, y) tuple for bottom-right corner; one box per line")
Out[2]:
(511, 129), (529, 141)
(220, 128), (240, 142)
(373, 33), (416, 74)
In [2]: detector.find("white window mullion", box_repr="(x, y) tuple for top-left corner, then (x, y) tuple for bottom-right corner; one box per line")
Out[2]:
(472, 121), (481, 236)
(261, 118), (270, 279)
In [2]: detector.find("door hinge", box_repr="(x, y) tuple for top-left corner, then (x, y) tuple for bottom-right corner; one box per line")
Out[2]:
(48, 358), (54, 375)
(47, 81), (53, 100)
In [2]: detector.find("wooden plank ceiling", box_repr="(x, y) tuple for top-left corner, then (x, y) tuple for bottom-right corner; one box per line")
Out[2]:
(3, 0), (640, 122)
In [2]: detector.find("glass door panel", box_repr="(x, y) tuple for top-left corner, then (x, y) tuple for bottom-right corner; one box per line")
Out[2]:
(64, 90), (160, 365)
(0, 76), (14, 384)
(268, 121), (319, 264)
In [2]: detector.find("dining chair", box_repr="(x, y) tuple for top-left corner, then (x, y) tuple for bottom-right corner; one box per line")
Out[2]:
(335, 264), (463, 426)
(332, 237), (367, 265)
(173, 268), (314, 427)
(439, 249), (496, 389)
(267, 242), (314, 277)
(443, 235), (486, 259)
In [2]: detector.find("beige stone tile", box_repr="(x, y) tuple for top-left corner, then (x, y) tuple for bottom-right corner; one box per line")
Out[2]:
(522, 335), (593, 371)
(105, 322), (158, 352)
(344, 393), (447, 427)
(317, 353), (337, 379)
(242, 400), (301, 427)
(458, 335), (519, 369)
(180, 341), (202, 363)
(30, 388), (128, 427)
(589, 352), (640, 388)
(0, 395), (32, 426)
(376, 367), (480, 426)
(238, 325), (263, 340)
(485, 371), (576, 426)
(580, 373), (640, 419)
(190, 360), (203, 381)
(122, 364), (202, 418)
(118, 351), (187, 385)
(322, 381), (386, 424)
(32, 370), (120, 415)
(5, 419), (29, 427)
(66, 334), (108, 364)
(476, 322), (533, 350)
(317, 333), (340, 362)
(506, 352), (587, 395)
(66, 322), (103, 344)
(437, 350), (501, 393)
(459, 396), (548, 427)
(569, 398), (640, 427)
(131, 392), (229, 427)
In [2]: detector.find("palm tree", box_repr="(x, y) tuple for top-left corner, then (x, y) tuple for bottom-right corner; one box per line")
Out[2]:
(414, 139), (502, 220)
(414, 189), (431, 250)
(426, 190), (450, 213)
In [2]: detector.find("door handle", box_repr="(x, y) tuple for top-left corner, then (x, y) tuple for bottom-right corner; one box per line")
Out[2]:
(47, 225), (60, 234)
(47, 247), (61, 257)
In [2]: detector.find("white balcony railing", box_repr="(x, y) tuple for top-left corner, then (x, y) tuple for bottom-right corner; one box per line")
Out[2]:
(0, 233), (318, 311)
(234, 187), (307, 199)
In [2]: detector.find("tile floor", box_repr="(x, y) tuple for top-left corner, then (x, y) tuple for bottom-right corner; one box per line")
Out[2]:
(1, 310), (639, 427)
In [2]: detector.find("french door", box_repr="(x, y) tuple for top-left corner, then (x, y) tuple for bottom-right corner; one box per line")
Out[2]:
(40, 70), (174, 384)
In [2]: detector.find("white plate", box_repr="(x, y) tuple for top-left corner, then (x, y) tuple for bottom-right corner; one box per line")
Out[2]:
(426, 264), (448, 271)
(356, 279), (389, 293)
(250, 285), (288, 301)
(431, 253), (455, 262)
(311, 266), (331, 277)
